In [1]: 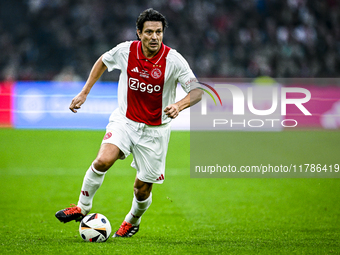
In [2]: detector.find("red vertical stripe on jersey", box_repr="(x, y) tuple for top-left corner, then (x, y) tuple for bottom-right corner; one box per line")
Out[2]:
(126, 41), (171, 125)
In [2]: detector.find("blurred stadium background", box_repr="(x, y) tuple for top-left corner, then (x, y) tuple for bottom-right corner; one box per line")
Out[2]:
(0, 0), (339, 81)
(0, 0), (339, 254)
(1, 0), (340, 129)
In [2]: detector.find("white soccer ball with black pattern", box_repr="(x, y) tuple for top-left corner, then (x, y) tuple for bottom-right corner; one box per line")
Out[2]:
(79, 213), (111, 242)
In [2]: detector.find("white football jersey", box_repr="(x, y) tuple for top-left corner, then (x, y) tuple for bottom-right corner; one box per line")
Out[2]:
(102, 40), (198, 125)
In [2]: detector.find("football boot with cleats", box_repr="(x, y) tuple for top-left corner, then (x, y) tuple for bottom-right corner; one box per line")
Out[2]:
(55, 204), (86, 223)
(113, 221), (139, 238)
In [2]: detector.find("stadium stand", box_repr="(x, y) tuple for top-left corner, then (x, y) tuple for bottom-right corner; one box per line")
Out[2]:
(0, 0), (339, 81)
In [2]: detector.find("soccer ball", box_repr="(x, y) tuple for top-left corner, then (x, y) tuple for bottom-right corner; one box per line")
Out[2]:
(79, 213), (111, 242)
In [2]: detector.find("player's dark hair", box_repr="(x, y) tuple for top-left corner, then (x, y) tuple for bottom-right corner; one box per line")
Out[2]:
(136, 8), (168, 40)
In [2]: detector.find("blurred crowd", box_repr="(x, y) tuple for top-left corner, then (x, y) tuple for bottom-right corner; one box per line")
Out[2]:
(0, 0), (339, 81)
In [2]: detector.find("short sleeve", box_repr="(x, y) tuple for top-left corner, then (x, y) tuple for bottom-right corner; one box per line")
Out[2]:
(171, 50), (200, 93)
(102, 41), (132, 72)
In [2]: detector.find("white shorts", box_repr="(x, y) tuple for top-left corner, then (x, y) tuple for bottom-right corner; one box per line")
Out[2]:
(102, 112), (171, 184)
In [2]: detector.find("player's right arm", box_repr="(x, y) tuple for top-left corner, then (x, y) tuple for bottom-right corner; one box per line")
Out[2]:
(69, 55), (107, 113)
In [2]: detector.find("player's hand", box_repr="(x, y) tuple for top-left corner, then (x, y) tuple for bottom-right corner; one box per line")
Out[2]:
(164, 104), (180, 119)
(69, 92), (87, 113)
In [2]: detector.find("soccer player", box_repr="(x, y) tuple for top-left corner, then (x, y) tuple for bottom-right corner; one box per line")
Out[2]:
(55, 8), (203, 238)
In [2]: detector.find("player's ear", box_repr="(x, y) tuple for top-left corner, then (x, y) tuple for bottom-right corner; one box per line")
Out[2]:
(137, 30), (142, 40)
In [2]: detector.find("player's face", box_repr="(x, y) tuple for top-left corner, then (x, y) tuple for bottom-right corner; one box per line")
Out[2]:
(138, 21), (163, 58)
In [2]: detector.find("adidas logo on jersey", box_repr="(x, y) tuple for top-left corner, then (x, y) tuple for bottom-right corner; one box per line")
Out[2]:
(131, 67), (150, 78)
(131, 67), (139, 73)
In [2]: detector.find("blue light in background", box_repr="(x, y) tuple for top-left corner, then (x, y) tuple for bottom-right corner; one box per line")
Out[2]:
(13, 81), (118, 129)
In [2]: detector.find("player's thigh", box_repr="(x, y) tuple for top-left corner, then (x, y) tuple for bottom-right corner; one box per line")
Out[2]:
(93, 143), (124, 171)
(132, 125), (170, 183)
(102, 120), (133, 159)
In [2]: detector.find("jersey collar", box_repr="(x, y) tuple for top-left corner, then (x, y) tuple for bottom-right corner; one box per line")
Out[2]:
(137, 41), (165, 65)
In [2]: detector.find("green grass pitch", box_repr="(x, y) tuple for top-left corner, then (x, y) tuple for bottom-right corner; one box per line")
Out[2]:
(0, 129), (339, 254)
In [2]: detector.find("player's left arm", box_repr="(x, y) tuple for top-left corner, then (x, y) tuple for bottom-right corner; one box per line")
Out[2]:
(164, 87), (203, 119)
(164, 50), (203, 119)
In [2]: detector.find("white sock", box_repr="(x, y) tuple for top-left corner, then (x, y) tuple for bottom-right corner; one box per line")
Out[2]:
(77, 163), (105, 215)
(124, 193), (152, 226)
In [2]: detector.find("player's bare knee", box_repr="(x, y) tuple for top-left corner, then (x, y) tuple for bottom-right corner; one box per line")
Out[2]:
(134, 188), (151, 201)
(93, 157), (114, 172)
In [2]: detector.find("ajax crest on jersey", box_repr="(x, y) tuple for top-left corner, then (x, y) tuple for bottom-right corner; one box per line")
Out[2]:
(151, 68), (162, 79)
(79, 213), (111, 242)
